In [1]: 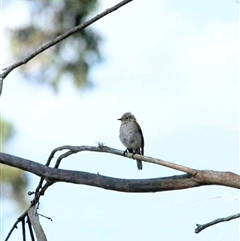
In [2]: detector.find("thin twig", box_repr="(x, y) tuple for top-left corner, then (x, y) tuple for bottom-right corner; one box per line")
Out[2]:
(0, 0), (133, 94)
(195, 213), (240, 233)
(4, 144), (61, 241)
(5, 212), (27, 241)
(5, 181), (53, 241)
(38, 214), (53, 221)
(34, 144), (59, 193)
(54, 150), (78, 168)
(49, 145), (197, 175)
(22, 219), (26, 241)
(27, 216), (35, 241)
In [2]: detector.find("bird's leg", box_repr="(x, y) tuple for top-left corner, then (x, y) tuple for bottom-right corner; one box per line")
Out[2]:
(123, 149), (135, 158)
(129, 149), (135, 159)
(123, 149), (129, 156)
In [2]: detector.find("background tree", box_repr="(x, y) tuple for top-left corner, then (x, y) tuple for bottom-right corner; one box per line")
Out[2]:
(6, 0), (102, 90)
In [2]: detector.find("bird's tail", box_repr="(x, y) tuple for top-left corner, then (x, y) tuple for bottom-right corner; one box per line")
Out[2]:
(136, 160), (142, 170)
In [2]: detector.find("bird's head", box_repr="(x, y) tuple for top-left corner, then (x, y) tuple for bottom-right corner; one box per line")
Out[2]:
(118, 112), (136, 122)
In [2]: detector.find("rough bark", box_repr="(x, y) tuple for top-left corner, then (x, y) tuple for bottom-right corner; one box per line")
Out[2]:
(1, 149), (239, 192)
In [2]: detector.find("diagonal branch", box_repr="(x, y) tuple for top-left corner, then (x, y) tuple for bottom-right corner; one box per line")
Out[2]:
(49, 145), (197, 175)
(0, 0), (133, 94)
(195, 213), (240, 233)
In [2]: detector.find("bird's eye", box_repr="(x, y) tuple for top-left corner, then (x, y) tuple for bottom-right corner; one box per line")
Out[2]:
(126, 117), (129, 119)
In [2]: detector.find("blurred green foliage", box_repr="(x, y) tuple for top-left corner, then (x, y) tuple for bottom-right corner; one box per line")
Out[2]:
(8, 0), (102, 91)
(1, 117), (28, 209)
(1, 118), (14, 146)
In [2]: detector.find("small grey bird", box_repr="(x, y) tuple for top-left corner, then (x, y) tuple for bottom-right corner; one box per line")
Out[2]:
(118, 112), (144, 170)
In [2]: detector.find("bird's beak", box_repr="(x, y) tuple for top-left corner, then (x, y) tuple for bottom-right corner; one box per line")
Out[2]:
(117, 118), (122, 121)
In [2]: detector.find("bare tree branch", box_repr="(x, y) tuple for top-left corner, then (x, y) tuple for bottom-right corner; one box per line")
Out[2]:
(4, 210), (28, 241)
(21, 218), (26, 241)
(26, 216), (35, 241)
(1, 145), (239, 240)
(195, 213), (240, 233)
(50, 145), (197, 174)
(0, 0), (133, 94)
(1, 146), (239, 190)
(4, 180), (53, 241)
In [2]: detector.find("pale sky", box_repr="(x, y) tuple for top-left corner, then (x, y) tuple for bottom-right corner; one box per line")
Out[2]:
(1, 0), (239, 240)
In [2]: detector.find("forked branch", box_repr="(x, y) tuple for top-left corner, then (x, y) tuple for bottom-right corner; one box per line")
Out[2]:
(1, 145), (239, 190)
(1, 145), (239, 240)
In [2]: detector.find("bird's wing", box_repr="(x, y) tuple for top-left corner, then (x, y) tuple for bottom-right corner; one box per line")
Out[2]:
(137, 122), (144, 155)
